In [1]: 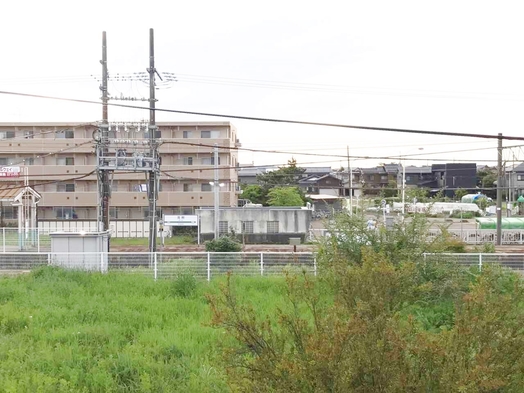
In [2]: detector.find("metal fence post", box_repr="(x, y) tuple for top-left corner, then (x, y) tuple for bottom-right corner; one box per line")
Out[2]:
(479, 253), (483, 272)
(2, 228), (5, 253)
(100, 252), (103, 273)
(37, 229), (40, 253)
(154, 252), (158, 281)
(47, 253), (51, 266)
(260, 252), (264, 276)
(313, 255), (317, 276)
(423, 253), (427, 262)
(207, 252), (211, 282)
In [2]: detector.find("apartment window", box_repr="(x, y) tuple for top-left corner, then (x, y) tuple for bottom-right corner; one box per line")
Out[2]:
(109, 207), (118, 219)
(183, 131), (193, 138)
(518, 175), (524, 181)
(368, 175), (375, 181)
(0, 131), (15, 139)
(143, 207), (162, 219)
(200, 130), (220, 138)
(54, 207), (77, 219)
(183, 183), (193, 192)
(267, 221), (279, 234)
(23, 157), (35, 165)
(0, 158), (8, 166)
(242, 221), (254, 234)
(219, 221), (228, 235)
(201, 157), (221, 165)
(380, 175), (388, 181)
(56, 130), (74, 139)
(201, 183), (212, 192)
(57, 183), (75, 192)
(183, 157), (193, 165)
(56, 157), (74, 166)
(406, 176), (411, 182)
(24, 130), (34, 139)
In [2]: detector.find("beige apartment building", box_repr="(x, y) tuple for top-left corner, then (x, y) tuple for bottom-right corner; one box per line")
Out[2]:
(0, 122), (240, 222)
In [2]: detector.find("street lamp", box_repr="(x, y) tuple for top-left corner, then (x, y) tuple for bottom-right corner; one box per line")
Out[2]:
(209, 181), (225, 239)
(401, 148), (424, 216)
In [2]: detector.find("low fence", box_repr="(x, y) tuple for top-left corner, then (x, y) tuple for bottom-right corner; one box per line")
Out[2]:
(0, 252), (316, 280)
(308, 228), (524, 245)
(422, 253), (524, 272)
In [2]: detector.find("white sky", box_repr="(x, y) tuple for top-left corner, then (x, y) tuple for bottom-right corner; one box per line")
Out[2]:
(1, 0), (523, 169)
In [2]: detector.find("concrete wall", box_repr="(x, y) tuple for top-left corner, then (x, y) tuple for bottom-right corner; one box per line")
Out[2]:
(197, 207), (311, 243)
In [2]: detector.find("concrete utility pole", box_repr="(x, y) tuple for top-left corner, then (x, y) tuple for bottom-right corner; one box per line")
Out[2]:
(147, 28), (160, 253)
(496, 133), (503, 245)
(98, 31), (111, 232)
(347, 146), (352, 215)
(214, 144), (220, 239)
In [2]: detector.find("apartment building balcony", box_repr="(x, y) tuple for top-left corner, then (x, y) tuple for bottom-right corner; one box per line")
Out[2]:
(0, 138), (94, 154)
(37, 191), (234, 208)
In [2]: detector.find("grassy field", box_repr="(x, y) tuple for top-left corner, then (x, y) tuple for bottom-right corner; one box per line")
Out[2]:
(0, 267), (288, 392)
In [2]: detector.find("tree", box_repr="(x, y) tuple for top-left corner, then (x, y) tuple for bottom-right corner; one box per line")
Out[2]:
(257, 158), (306, 189)
(405, 187), (429, 203)
(240, 184), (265, 205)
(380, 179), (398, 198)
(477, 166), (497, 198)
(267, 187), (304, 207)
(454, 187), (468, 201)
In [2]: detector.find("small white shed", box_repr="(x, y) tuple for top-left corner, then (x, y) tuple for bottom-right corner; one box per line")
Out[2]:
(50, 231), (110, 272)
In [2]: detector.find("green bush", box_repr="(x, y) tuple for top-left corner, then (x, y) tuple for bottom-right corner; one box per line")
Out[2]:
(170, 273), (198, 298)
(205, 236), (242, 252)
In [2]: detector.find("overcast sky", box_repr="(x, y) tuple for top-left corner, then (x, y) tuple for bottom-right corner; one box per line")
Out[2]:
(1, 0), (523, 169)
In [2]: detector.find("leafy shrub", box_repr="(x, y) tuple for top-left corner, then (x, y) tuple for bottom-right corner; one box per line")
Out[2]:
(170, 273), (198, 298)
(205, 236), (241, 252)
(209, 253), (524, 392)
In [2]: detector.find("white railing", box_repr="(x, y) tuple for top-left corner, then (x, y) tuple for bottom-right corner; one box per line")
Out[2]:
(308, 228), (524, 245)
(2, 252), (524, 278)
(423, 253), (524, 272)
(0, 252), (316, 280)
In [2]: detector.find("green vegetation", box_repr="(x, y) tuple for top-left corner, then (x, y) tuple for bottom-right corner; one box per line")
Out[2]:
(267, 186), (304, 206)
(205, 236), (242, 252)
(3, 213), (524, 391)
(240, 159), (309, 206)
(208, 213), (524, 391)
(0, 268), (290, 392)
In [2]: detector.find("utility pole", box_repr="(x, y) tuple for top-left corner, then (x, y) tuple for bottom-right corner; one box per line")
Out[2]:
(147, 28), (159, 254)
(347, 146), (352, 215)
(496, 133), (503, 245)
(214, 144), (219, 239)
(98, 31), (111, 233)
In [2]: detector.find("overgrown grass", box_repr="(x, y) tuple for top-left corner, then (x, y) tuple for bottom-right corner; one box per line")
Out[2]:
(0, 267), (288, 392)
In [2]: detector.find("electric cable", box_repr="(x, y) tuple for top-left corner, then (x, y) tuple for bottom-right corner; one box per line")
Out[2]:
(0, 90), (522, 141)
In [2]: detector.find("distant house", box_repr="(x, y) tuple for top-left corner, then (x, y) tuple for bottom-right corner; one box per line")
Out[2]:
(238, 164), (278, 185)
(404, 165), (433, 187)
(429, 163), (477, 197)
(360, 163), (400, 195)
(299, 174), (342, 197)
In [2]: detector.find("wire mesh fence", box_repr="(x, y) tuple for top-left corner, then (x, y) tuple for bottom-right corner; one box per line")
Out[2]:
(0, 252), (317, 280)
(3, 251), (524, 279)
(423, 253), (524, 272)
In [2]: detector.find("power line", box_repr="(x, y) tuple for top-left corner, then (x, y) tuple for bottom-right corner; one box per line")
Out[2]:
(1, 90), (523, 141)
